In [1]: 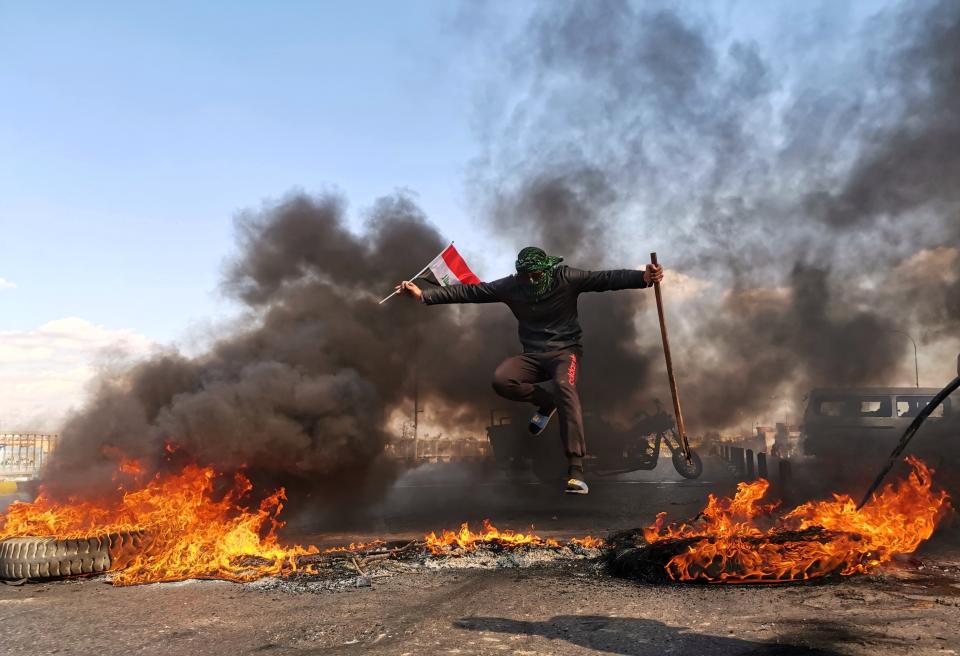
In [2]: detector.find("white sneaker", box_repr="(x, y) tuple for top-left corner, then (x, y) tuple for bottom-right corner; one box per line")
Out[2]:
(564, 478), (589, 495)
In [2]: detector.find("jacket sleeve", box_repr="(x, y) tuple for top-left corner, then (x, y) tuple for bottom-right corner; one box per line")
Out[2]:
(422, 280), (502, 304)
(567, 267), (649, 293)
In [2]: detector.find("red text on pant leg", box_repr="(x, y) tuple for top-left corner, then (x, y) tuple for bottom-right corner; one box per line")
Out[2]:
(567, 354), (577, 386)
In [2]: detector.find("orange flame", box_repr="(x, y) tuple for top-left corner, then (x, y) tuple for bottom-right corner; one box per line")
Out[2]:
(570, 535), (605, 549)
(323, 540), (386, 554)
(0, 462), (317, 585)
(424, 519), (602, 554)
(0, 458), (605, 585)
(643, 457), (949, 582)
(117, 460), (143, 476)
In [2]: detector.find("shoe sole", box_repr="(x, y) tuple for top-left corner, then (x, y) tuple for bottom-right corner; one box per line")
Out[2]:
(564, 488), (589, 495)
(528, 408), (557, 436)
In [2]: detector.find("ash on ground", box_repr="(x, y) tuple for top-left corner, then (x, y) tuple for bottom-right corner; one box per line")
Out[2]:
(247, 541), (604, 595)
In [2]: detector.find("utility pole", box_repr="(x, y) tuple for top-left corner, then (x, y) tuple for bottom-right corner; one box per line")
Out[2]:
(412, 328), (424, 461)
(890, 330), (920, 387)
(413, 376), (423, 461)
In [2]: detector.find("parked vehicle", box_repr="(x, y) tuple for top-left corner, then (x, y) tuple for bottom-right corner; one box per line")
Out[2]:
(486, 405), (702, 483)
(801, 387), (959, 464)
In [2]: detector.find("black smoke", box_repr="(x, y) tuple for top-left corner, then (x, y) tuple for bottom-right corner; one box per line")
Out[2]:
(45, 193), (514, 501)
(467, 0), (960, 430)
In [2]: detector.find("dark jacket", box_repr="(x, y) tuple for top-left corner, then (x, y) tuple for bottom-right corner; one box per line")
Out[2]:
(421, 265), (648, 353)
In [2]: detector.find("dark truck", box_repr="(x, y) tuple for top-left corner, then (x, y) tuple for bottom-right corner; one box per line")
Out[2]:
(486, 404), (703, 482)
(802, 386), (960, 468)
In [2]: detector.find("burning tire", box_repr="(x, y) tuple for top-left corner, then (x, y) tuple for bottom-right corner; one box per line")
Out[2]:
(671, 449), (703, 479)
(0, 532), (145, 580)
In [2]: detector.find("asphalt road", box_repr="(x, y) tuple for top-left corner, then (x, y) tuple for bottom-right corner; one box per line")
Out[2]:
(284, 455), (737, 547)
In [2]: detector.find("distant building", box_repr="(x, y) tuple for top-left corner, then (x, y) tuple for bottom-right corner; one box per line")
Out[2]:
(0, 433), (58, 481)
(385, 430), (491, 464)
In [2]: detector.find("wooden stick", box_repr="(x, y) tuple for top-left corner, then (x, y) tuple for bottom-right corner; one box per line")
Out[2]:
(650, 252), (692, 462)
(351, 556), (367, 576)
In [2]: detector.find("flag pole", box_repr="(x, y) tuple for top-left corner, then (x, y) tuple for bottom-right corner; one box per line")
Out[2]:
(378, 242), (453, 305)
(378, 263), (431, 304)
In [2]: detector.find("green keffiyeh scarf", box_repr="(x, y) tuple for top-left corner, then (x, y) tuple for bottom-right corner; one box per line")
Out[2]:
(515, 246), (563, 299)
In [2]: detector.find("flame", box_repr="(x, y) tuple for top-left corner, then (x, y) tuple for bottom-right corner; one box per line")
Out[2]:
(643, 457), (949, 582)
(570, 535), (605, 549)
(424, 519), (602, 554)
(323, 540), (386, 554)
(0, 462), (317, 585)
(0, 457), (605, 585)
(117, 460), (143, 476)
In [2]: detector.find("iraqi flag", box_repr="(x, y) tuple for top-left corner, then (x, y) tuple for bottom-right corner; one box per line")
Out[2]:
(425, 243), (481, 286)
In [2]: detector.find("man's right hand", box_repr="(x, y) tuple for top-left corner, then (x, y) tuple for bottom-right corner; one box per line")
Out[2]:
(395, 280), (423, 301)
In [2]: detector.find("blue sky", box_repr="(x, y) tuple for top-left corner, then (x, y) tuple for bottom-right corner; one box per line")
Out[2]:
(0, 2), (492, 341)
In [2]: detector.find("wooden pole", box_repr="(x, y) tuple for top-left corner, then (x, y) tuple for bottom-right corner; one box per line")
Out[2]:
(650, 252), (692, 462)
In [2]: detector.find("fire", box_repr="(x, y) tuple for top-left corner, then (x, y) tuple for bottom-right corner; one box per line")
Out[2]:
(0, 462), (317, 585)
(324, 539), (386, 553)
(570, 535), (605, 549)
(425, 519), (559, 554)
(423, 519), (602, 554)
(643, 457), (949, 582)
(0, 458), (605, 585)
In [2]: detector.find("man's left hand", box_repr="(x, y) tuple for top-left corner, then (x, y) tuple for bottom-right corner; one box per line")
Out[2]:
(644, 263), (664, 285)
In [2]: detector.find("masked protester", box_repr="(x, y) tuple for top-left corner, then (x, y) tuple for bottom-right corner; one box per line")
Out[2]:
(396, 247), (663, 494)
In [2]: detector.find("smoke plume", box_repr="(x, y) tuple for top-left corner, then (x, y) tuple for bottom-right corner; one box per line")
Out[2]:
(45, 193), (513, 501)
(467, 0), (960, 429)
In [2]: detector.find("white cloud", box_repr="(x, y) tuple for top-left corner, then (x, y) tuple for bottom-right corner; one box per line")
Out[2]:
(0, 278), (16, 290)
(0, 318), (154, 432)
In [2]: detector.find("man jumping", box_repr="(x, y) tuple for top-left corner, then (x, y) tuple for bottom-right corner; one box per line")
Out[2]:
(396, 247), (663, 495)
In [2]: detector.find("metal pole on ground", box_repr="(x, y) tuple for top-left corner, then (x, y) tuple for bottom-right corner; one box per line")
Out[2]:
(857, 373), (960, 508)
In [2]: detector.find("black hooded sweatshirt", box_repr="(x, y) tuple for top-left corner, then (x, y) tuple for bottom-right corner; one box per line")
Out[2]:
(421, 265), (648, 353)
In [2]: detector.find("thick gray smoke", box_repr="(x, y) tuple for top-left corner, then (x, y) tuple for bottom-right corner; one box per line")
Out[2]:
(45, 193), (513, 501)
(467, 0), (960, 430)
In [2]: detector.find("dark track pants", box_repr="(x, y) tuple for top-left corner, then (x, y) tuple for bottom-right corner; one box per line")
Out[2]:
(491, 348), (584, 464)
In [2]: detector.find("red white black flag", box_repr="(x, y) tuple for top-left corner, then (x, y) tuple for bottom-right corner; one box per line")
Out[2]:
(379, 242), (479, 304)
(425, 243), (480, 286)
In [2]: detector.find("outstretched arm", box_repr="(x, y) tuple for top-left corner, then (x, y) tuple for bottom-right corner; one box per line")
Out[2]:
(395, 279), (501, 304)
(568, 263), (663, 293)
